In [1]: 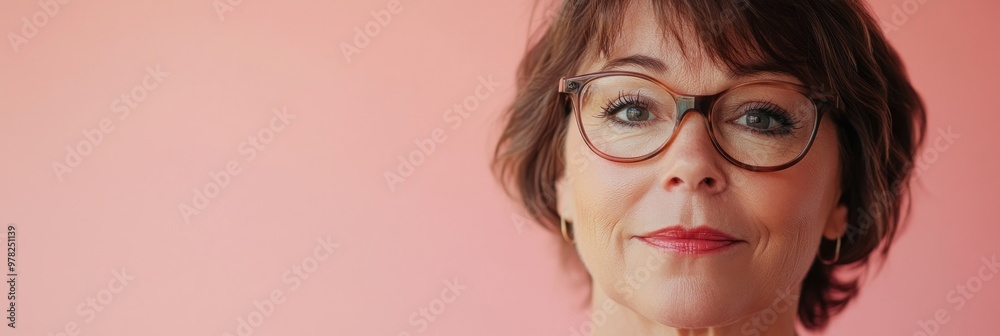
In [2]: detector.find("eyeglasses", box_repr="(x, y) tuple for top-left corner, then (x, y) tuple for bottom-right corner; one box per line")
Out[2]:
(558, 71), (837, 172)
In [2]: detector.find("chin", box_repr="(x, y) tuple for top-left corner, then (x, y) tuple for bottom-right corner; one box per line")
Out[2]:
(629, 279), (753, 329)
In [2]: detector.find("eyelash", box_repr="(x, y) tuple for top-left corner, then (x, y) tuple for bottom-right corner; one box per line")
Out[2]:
(593, 94), (804, 136)
(737, 101), (803, 137)
(595, 91), (653, 128)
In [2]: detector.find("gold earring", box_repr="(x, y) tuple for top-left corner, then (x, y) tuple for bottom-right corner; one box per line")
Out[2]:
(560, 217), (574, 244)
(819, 236), (841, 265)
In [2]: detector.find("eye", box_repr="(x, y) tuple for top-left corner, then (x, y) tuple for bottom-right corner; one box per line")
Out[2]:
(616, 106), (651, 122)
(737, 111), (781, 130)
(597, 91), (660, 128)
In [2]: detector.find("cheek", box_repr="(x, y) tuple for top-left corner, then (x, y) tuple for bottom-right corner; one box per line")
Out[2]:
(736, 173), (824, 286)
(563, 119), (643, 226)
(562, 125), (652, 278)
(737, 121), (841, 284)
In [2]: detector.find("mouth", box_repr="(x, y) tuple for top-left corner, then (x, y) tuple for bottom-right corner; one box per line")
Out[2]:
(635, 226), (743, 255)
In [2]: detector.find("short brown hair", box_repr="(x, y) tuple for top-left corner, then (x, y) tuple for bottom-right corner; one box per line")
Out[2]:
(492, 0), (926, 330)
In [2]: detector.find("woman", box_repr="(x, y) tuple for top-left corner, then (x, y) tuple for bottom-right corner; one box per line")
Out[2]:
(493, 0), (926, 334)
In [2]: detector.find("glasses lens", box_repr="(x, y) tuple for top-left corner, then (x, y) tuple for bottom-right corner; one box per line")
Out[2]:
(711, 84), (818, 168)
(578, 75), (678, 159)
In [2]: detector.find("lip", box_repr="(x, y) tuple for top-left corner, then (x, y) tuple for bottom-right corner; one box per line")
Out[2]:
(636, 226), (743, 255)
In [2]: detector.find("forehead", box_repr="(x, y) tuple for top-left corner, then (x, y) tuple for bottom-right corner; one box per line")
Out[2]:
(579, 0), (801, 94)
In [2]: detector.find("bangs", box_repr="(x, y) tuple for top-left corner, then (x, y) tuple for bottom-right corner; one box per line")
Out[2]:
(582, 0), (837, 87)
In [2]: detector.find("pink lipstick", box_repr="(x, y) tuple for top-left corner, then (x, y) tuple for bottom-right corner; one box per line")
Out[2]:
(637, 226), (742, 255)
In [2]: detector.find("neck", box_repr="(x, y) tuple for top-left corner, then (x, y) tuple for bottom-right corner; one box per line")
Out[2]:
(584, 284), (801, 336)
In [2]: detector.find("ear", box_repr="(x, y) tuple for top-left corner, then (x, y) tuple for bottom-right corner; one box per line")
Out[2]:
(823, 203), (848, 240)
(556, 111), (578, 224)
(555, 173), (575, 223)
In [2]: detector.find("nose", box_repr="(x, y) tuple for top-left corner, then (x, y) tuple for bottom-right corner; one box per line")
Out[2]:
(658, 110), (728, 194)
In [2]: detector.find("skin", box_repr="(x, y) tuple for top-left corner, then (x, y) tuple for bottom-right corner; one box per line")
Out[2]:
(555, 2), (848, 335)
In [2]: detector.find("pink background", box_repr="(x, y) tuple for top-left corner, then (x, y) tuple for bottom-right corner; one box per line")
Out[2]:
(0, 0), (997, 335)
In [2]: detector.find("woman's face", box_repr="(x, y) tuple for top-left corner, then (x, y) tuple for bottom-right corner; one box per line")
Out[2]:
(556, 2), (848, 329)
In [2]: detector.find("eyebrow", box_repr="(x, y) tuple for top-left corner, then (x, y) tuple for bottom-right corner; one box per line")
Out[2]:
(600, 54), (669, 73)
(599, 53), (802, 85)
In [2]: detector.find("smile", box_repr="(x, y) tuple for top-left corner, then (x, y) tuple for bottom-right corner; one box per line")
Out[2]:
(636, 226), (744, 255)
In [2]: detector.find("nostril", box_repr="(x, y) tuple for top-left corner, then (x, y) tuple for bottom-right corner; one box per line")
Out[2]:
(703, 177), (715, 187)
(670, 177), (683, 185)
